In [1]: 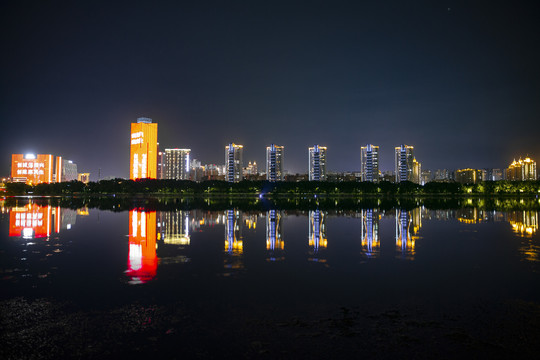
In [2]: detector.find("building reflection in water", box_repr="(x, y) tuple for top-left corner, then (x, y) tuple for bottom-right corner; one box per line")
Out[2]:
(127, 210), (157, 284)
(361, 209), (380, 258)
(308, 210), (327, 263)
(395, 208), (421, 260)
(244, 213), (258, 230)
(266, 210), (284, 261)
(9, 204), (76, 239)
(507, 210), (539, 262)
(456, 208), (487, 224)
(158, 211), (190, 245)
(224, 209), (243, 270)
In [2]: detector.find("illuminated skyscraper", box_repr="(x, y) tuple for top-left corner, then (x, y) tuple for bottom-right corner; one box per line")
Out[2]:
(11, 154), (55, 184)
(309, 145), (327, 181)
(225, 143), (243, 182)
(157, 151), (166, 179)
(412, 157), (421, 184)
(130, 117), (158, 180)
(55, 157), (78, 182)
(266, 144), (284, 181)
(360, 144), (379, 182)
(164, 148), (191, 180)
(394, 145), (414, 183)
(506, 157), (537, 180)
(455, 168), (482, 184)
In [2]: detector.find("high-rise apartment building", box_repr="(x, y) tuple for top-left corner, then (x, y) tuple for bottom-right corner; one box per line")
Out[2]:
(506, 157), (537, 180)
(55, 157), (78, 182)
(360, 144), (379, 182)
(394, 145), (414, 182)
(164, 149), (191, 180)
(455, 168), (482, 184)
(130, 117), (158, 180)
(434, 169), (452, 182)
(412, 158), (422, 184)
(309, 145), (327, 181)
(266, 144), (284, 182)
(225, 143), (243, 182)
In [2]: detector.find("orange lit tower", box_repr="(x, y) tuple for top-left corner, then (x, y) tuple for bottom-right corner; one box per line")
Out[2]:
(130, 117), (158, 179)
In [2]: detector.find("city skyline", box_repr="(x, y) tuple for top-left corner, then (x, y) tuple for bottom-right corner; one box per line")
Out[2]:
(1, 1), (539, 179)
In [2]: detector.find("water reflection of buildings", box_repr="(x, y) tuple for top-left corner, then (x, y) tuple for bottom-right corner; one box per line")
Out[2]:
(9, 204), (78, 238)
(127, 210), (157, 284)
(244, 214), (258, 230)
(309, 210), (327, 263)
(224, 209), (243, 270)
(266, 210), (284, 261)
(395, 208), (421, 260)
(507, 211), (539, 263)
(158, 211), (190, 245)
(507, 211), (538, 237)
(361, 209), (380, 258)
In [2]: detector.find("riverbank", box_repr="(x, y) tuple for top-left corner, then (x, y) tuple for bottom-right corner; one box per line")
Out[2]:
(2, 296), (539, 359)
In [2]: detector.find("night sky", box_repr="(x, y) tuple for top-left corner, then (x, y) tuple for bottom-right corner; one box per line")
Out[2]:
(2, 1), (539, 180)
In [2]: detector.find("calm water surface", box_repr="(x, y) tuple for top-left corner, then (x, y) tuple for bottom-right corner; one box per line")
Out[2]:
(2, 203), (539, 304)
(1, 200), (540, 358)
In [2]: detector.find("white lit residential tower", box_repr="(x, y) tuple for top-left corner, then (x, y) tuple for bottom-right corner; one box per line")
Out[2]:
(225, 143), (243, 183)
(164, 149), (191, 180)
(395, 145), (414, 182)
(361, 144), (379, 182)
(266, 144), (284, 182)
(309, 145), (327, 181)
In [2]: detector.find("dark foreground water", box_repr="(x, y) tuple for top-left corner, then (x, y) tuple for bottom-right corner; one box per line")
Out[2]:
(1, 199), (539, 359)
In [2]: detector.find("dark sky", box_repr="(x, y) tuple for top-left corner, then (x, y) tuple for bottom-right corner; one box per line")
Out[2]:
(2, 0), (539, 179)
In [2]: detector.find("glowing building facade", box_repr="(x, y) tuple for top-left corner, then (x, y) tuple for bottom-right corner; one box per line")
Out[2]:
(55, 157), (78, 182)
(11, 154), (55, 184)
(225, 143), (243, 182)
(164, 148), (191, 180)
(266, 144), (284, 182)
(130, 117), (158, 180)
(309, 145), (327, 181)
(506, 157), (537, 180)
(455, 168), (482, 184)
(394, 145), (415, 183)
(360, 144), (379, 182)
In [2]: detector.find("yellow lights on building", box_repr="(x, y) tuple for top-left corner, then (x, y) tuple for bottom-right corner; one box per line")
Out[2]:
(77, 173), (90, 184)
(506, 157), (537, 181)
(455, 168), (482, 184)
(225, 143), (244, 182)
(130, 117), (158, 180)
